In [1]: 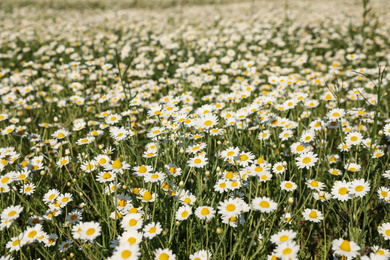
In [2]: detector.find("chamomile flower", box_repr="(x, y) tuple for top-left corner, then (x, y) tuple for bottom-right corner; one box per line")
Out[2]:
(144, 171), (166, 183)
(104, 159), (130, 174)
(58, 239), (73, 252)
(133, 165), (153, 177)
(165, 164), (182, 176)
(43, 189), (60, 204)
(272, 162), (286, 174)
(188, 155), (208, 168)
(57, 156), (71, 168)
(154, 248), (176, 260)
(139, 190), (157, 203)
(258, 130), (271, 140)
(281, 181), (297, 191)
(76, 136), (95, 145)
(66, 209), (83, 224)
(328, 168), (343, 176)
(121, 213), (143, 231)
(345, 132), (363, 146)
(274, 241), (300, 259)
(6, 235), (23, 252)
(52, 129), (70, 139)
(190, 250), (212, 260)
(105, 114), (122, 125)
(20, 183), (36, 195)
(175, 205), (192, 221)
(96, 171), (116, 183)
(1, 205), (23, 221)
(300, 130), (315, 143)
(306, 179), (325, 191)
(302, 208), (324, 223)
(21, 224), (44, 245)
(251, 197), (278, 213)
(378, 223), (390, 240)
(332, 238), (360, 258)
(331, 180), (351, 201)
(143, 222), (162, 239)
(110, 244), (140, 260)
(327, 108), (345, 120)
(118, 231), (143, 246)
(349, 179), (370, 198)
(217, 198), (243, 218)
(279, 130), (293, 141)
(221, 147), (240, 160)
(270, 229), (297, 245)
(295, 152), (318, 169)
(79, 222), (101, 241)
(195, 206), (215, 221)
(378, 187), (390, 202)
(344, 162), (361, 172)
(94, 155), (111, 166)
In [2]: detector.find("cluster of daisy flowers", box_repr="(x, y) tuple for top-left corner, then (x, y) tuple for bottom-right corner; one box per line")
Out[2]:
(1, 0), (390, 259)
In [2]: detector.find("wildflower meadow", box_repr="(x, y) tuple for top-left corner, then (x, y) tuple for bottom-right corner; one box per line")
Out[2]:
(1, 0), (390, 259)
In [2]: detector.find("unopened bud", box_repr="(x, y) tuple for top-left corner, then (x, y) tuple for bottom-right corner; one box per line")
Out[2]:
(288, 197), (294, 204)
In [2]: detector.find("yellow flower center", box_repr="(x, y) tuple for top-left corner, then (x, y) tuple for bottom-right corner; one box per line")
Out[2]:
(240, 154), (249, 161)
(260, 201), (269, 208)
(86, 228), (95, 236)
(112, 160), (122, 169)
(204, 120), (212, 126)
(181, 211), (189, 218)
(280, 235), (289, 242)
(143, 191), (153, 201)
(355, 185), (364, 192)
(340, 240), (351, 252)
(339, 187), (348, 195)
(103, 172), (111, 179)
(129, 219), (137, 227)
(226, 204), (236, 212)
(121, 250), (132, 258)
(309, 211), (317, 218)
(159, 253), (169, 260)
(28, 231), (37, 238)
(201, 208), (210, 215)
